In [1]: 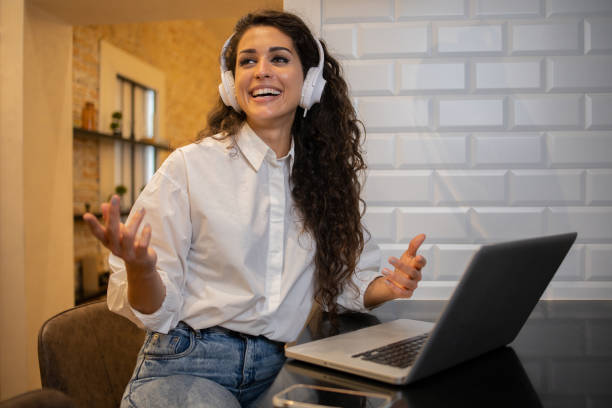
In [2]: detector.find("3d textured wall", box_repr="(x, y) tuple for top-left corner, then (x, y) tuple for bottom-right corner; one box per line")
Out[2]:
(319, 0), (612, 298)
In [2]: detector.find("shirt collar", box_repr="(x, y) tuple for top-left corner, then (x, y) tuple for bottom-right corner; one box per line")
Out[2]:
(235, 122), (294, 172)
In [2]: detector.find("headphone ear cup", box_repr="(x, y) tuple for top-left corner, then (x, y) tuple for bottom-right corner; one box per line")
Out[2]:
(300, 67), (326, 110)
(219, 70), (241, 112)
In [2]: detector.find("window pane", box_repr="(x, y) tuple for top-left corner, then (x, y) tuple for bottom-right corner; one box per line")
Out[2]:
(144, 145), (155, 185)
(134, 86), (144, 140)
(121, 144), (133, 210)
(134, 145), (144, 198)
(146, 89), (156, 139)
(122, 81), (132, 139)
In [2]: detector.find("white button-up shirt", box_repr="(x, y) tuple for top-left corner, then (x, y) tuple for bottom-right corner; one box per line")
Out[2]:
(107, 123), (382, 342)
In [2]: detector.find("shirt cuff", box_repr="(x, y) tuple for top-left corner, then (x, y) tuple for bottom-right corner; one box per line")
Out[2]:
(129, 270), (181, 334)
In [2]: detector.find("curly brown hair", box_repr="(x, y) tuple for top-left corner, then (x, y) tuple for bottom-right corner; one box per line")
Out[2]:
(199, 10), (368, 323)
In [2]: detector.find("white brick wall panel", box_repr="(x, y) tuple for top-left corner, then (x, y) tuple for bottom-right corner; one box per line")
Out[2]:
(548, 56), (612, 91)
(475, 60), (542, 91)
(363, 207), (396, 243)
(439, 98), (505, 128)
(547, 0), (612, 17)
(521, 360), (546, 391)
(585, 18), (612, 54)
(343, 60), (395, 95)
(547, 131), (612, 167)
(586, 320), (612, 356)
(549, 361), (612, 394)
(434, 170), (507, 205)
(474, 0), (542, 17)
(586, 245), (612, 280)
(513, 320), (586, 357)
(322, 25), (356, 58)
(358, 23), (430, 57)
(586, 94), (612, 129)
(317, 0), (612, 299)
(586, 170), (612, 204)
(554, 244), (584, 281)
(398, 207), (470, 242)
(437, 24), (504, 54)
(548, 207), (612, 241)
(357, 97), (430, 131)
(322, 0), (394, 22)
(364, 133), (395, 169)
(397, 0), (466, 19)
(397, 133), (468, 168)
(509, 170), (584, 205)
(400, 61), (466, 92)
(435, 244), (480, 279)
(510, 21), (581, 54)
(512, 95), (583, 129)
(472, 133), (544, 166)
(379, 244), (435, 280)
(470, 207), (545, 241)
(364, 170), (433, 205)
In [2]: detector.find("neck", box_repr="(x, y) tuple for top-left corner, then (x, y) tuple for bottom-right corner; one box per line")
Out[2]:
(246, 118), (293, 158)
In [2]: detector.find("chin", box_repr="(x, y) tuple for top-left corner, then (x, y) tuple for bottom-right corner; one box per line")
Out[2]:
(245, 108), (296, 123)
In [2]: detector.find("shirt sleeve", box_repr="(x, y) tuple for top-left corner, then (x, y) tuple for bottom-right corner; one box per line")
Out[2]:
(336, 233), (382, 312)
(106, 149), (191, 334)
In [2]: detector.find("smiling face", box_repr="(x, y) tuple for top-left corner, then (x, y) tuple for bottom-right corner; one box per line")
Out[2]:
(234, 25), (304, 131)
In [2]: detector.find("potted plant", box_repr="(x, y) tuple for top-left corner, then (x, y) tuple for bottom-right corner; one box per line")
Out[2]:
(110, 111), (122, 135)
(115, 184), (127, 198)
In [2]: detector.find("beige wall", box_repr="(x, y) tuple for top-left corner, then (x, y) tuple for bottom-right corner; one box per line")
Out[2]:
(1, 0), (283, 400)
(0, 0), (28, 399)
(0, 0), (73, 399)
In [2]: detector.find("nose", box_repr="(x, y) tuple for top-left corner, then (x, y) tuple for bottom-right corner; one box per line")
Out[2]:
(254, 59), (271, 79)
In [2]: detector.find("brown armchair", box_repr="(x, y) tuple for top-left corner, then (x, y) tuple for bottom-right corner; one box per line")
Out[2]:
(38, 300), (145, 407)
(0, 389), (75, 408)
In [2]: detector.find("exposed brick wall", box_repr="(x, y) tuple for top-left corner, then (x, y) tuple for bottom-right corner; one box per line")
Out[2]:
(72, 18), (236, 284)
(72, 19), (235, 146)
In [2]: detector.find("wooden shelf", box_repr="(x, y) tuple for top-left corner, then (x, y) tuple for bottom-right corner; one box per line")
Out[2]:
(73, 127), (172, 151)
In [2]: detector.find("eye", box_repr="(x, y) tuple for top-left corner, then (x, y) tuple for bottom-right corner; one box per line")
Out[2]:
(271, 55), (289, 64)
(238, 57), (256, 67)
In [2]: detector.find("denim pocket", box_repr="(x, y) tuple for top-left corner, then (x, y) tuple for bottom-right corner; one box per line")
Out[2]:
(143, 324), (195, 360)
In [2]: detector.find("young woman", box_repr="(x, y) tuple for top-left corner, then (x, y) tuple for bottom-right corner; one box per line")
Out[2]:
(84, 10), (426, 408)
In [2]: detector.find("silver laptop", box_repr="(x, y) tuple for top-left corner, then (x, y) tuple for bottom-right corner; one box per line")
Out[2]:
(285, 233), (577, 385)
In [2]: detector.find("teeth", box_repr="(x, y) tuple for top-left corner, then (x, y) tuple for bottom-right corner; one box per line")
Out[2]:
(252, 88), (281, 97)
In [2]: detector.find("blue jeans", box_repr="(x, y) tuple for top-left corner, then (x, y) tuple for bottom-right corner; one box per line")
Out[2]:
(121, 322), (286, 407)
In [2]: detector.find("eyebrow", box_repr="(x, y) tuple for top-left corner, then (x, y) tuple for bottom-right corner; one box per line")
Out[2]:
(239, 46), (293, 54)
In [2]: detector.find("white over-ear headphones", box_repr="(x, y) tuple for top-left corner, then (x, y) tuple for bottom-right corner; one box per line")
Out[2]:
(218, 33), (326, 117)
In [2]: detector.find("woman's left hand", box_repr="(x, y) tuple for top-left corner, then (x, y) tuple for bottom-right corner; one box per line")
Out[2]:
(364, 233), (427, 308)
(381, 233), (427, 299)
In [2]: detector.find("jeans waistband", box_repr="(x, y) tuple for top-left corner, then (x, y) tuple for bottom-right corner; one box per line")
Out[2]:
(177, 321), (286, 348)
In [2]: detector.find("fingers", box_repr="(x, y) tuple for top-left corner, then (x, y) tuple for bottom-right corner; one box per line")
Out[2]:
(105, 196), (122, 254)
(83, 213), (109, 246)
(133, 223), (152, 257)
(121, 208), (146, 252)
(381, 268), (417, 298)
(407, 233), (426, 258)
(412, 254), (427, 270)
(383, 233), (427, 299)
(389, 257), (422, 281)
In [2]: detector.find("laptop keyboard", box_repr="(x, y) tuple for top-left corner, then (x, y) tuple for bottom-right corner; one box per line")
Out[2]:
(351, 333), (430, 369)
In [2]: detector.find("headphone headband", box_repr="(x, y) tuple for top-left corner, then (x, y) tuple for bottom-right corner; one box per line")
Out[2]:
(219, 34), (233, 73)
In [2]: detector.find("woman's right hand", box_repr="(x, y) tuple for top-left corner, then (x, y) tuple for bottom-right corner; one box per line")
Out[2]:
(83, 195), (157, 274)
